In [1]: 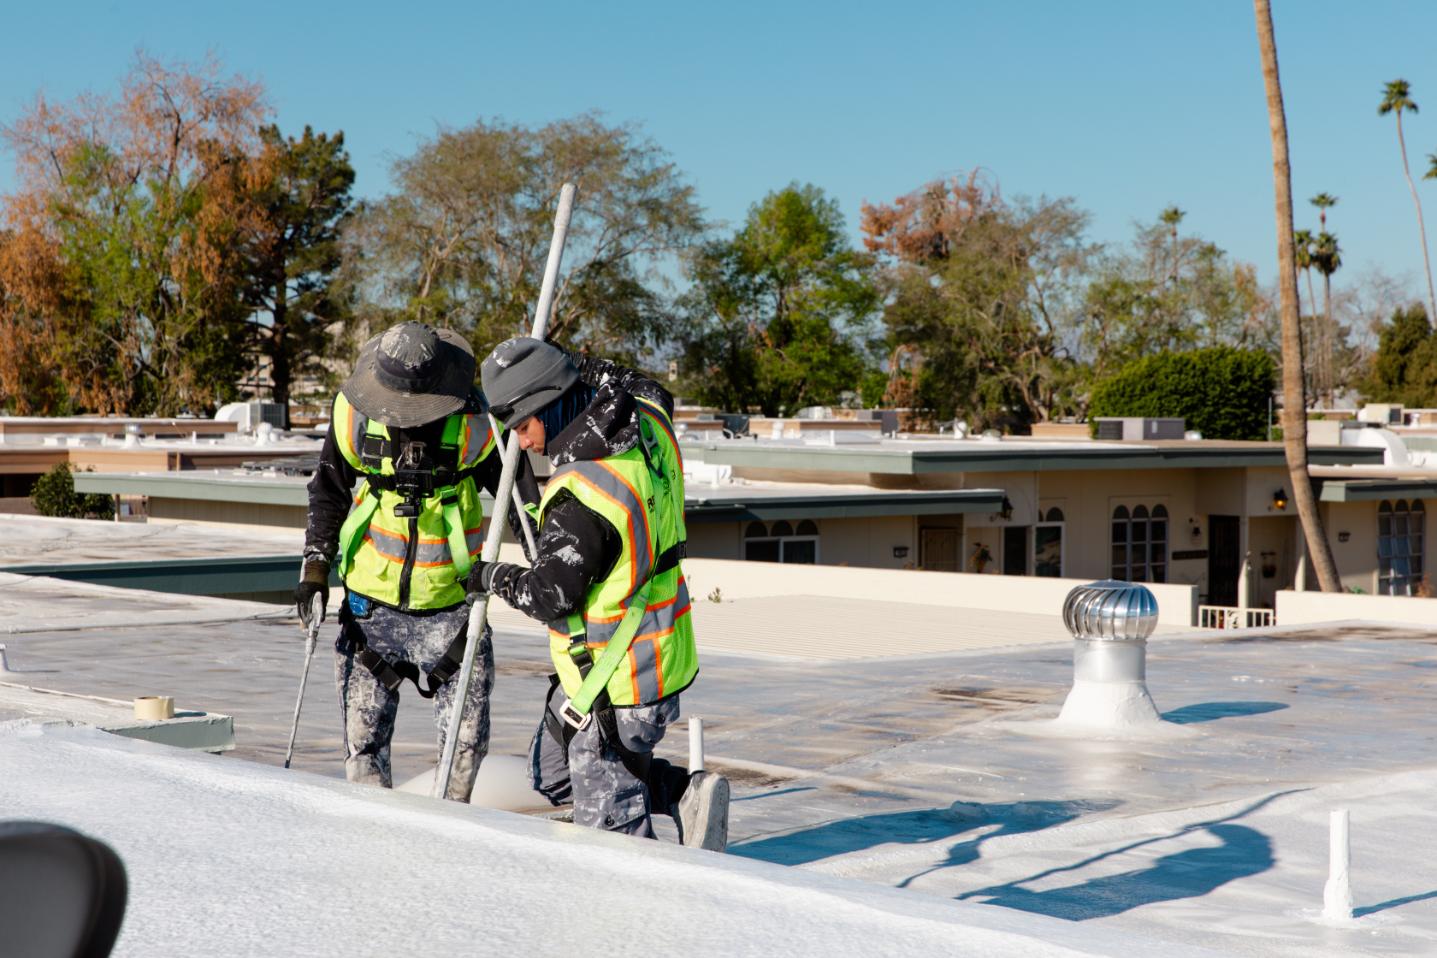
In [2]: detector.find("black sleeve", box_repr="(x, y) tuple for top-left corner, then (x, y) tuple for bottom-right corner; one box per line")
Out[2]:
(573, 355), (674, 419)
(487, 490), (621, 622)
(303, 424), (360, 567)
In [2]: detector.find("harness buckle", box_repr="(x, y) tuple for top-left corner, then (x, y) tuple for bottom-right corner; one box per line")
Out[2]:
(559, 698), (591, 731)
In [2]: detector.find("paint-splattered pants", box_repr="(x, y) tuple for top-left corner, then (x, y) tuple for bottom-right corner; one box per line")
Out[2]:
(334, 600), (494, 802)
(529, 681), (683, 837)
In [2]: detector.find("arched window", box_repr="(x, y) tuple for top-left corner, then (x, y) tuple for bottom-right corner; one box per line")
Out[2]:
(1044, 507), (1065, 523)
(1111, 503), (1169, 583)
(1379, 498), (1426, 595)
(742, 517), (818, 565)
(1111, 506), (1130, 580)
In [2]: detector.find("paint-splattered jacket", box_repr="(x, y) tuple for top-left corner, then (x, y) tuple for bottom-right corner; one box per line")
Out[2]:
(486, 355), (675, 621)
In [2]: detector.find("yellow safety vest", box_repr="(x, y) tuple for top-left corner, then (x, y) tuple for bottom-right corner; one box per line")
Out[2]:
(543, 396), (698, 708)
(331, 391), (498, 610)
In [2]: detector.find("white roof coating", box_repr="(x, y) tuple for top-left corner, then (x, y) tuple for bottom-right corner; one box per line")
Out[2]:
(2, 574), (1436, 955)
(0, 723), (1204, 958)
(0, 514), (301, 566)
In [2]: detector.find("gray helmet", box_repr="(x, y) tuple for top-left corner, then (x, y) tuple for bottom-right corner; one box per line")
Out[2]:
(481, 337), (579, 427)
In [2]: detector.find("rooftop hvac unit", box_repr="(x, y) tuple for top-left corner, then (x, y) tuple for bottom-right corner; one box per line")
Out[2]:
(1357, 403), (1404, 425)
(1093, 417), (1187, 441)
(215, 401), (287, 433)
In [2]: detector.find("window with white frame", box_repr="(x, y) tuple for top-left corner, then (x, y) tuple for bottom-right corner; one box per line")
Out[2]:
(1378, 499), (1426, 596)
(1034, 507), (1065, 578)
(1111, 503), (1168, 583)
(743, 519), (819, 564)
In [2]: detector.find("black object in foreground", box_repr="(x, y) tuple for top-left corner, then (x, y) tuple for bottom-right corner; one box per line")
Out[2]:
(0, 821), (128, 957)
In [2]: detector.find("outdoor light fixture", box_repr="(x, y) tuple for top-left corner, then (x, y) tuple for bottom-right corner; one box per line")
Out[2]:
(1272, 488), (1289, 511)
(1338, 531), (1351, 543)
(1189, 518), (1201, 541)
(994, 496), (1014, 522)
(893, 545), (909, 559)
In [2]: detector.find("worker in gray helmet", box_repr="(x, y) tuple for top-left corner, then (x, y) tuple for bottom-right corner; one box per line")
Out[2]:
(465, 337), (729, 850)
(295, 321), (538, 800)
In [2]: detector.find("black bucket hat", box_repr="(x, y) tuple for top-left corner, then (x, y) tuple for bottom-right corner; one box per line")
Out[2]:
(481, 337), (580, 427)
(340, 322), (475, 427)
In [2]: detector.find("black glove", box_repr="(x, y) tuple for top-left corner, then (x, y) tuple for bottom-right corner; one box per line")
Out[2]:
(295, 560), (330, 628)
(464, 560), (499, 603)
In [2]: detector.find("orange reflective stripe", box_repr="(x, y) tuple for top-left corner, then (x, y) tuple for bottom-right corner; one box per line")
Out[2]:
(637, 401), (683, 472)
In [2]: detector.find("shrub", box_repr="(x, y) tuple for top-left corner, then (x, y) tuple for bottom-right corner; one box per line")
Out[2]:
(31, 463), (114, 519)
(1088, 347), (1276, 441)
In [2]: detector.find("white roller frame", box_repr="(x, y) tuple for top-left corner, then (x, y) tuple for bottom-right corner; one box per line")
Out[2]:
(434, 182), (577, 800)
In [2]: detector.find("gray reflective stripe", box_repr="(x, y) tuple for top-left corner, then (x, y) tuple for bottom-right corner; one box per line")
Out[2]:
(414, 540), (451, 566)
(350, 407), (370, 462)
(460, 415), (488, 467)
(465, 527), (484, 556)
(585, 576), (691, 648)
(558, 461), (653, 585)
(364, 525), (407, 562)
(629, 638), (661, 702)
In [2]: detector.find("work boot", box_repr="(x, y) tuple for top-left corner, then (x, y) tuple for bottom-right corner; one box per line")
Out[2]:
(673, 771), (729, 851)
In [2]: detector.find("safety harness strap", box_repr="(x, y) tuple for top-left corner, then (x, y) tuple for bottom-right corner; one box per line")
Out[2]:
(336, 414), (482, 581)
(355, 626), (469, 701)
(562, 541), (686, 719)
(336, 495), (382, 580)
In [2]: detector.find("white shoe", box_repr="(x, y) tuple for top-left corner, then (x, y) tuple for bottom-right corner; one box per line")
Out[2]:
(676, 771), (729, 851)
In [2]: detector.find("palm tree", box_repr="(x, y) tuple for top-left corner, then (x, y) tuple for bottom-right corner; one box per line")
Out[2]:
(1310, 192), (1338, 230)
(1253, 0), (1341, 592)
(1293, 228), (1318, 401)
(1379, 80), (1437, 327)
(1159, 205), (1185, 283)
(1313, 231), (1342, 405)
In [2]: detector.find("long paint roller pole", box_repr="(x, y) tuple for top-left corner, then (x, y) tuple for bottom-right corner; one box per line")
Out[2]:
(284, 591), (325, 769)
(434, 182), (577, 800)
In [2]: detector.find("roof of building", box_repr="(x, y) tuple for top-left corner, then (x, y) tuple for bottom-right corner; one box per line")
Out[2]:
(0, 565), (1433, 954)
(73, 470), (1009, 522)
(687, 435), (1385, 475)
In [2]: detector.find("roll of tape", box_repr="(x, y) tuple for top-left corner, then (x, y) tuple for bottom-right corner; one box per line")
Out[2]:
(134, 696), (175, 721)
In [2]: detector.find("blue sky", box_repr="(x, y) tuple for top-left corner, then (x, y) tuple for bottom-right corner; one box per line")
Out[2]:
(3, 1), (1436, 294)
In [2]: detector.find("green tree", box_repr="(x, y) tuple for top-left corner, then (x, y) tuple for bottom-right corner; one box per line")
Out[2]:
(1379, 79), (1437, 328)
(678, 184), (880, 415)
(1088, 347), (1276, 440)
(1312, 230), (1342, 404)
(30, 463), (113, 519)
(861, 174), (1094, 429)
(0, 54), (267, 415)
(240, 125), (355, 427)
(1159, 204), (1185, 283)
(1366, 303), (1437, 406)
(346, 114), (703, 363)
(1083, 213), (1265, 378)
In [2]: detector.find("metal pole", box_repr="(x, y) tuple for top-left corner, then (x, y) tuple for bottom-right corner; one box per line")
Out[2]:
(490, 412), (539, 560)
(284, 592), (325, 769)
(434, 182), (577, 800)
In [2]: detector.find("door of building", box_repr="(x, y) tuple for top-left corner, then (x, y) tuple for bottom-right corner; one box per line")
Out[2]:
(920, 527), (959, 571)
(1208, 515), (1241, 605)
